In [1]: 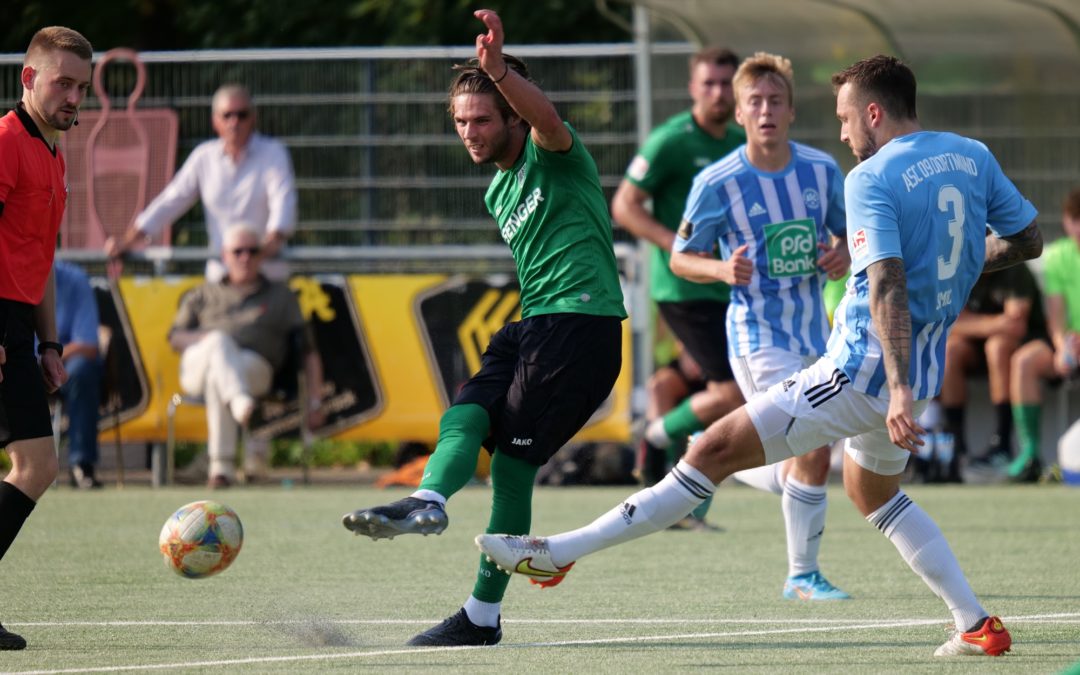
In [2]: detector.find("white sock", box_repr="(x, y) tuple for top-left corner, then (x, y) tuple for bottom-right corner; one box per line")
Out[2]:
(644, 418), (672, 449)
(462, 595), (500, 628)
(782, 477), (828, 577)
(866, 491), (986, 631)
(732, 464), (785, 495)
(548, 460), (715, 564)
(411, 489), (447, 506)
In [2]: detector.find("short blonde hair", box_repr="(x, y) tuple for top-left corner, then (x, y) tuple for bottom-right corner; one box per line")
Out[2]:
(733, 52), (795, 106)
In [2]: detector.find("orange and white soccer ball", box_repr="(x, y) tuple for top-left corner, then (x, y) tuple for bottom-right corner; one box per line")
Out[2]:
(159, 500), (244, 579)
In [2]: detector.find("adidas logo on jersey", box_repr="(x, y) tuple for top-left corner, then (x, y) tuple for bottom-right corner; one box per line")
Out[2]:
(748, 202), (767, 217)
(620, 502), (637, 524)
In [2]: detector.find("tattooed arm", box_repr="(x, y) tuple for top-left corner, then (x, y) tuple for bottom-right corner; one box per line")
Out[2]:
(866, 257), (925, 452)
(983, 220), (1042, 273)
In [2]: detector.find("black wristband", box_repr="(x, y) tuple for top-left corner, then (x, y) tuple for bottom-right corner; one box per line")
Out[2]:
(492, 65), (509, 84)
(38, 341), (64, 358)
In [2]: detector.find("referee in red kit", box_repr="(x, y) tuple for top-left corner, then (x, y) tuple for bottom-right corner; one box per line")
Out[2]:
(0, 25), (92, 651)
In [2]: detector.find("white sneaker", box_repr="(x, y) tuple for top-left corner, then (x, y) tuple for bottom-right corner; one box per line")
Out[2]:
(229, 394), (257, 426)
(475, 534), (574, 588)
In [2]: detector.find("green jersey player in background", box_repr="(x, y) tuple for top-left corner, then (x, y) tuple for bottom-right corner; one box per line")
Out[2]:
(341, 8), (626, 647)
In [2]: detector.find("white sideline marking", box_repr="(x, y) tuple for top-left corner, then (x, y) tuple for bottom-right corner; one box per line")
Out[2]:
(9, 611), (1080, 628)
(2, 613), (1077, 675)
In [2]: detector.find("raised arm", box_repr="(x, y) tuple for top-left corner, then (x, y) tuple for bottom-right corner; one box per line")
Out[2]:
(983, 220), (1042, 273)
(473, 9), (571, 152)
(865, 257), (923, 451)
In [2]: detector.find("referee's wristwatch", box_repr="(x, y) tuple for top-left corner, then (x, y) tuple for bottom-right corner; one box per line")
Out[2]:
(38, 341), (64, 358)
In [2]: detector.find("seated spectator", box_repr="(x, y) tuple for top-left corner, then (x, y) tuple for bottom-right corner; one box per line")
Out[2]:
(168, 224), (324, 488)
(1009, 187), (1080, 482)
(937, 258), (1046, 481)
(53, 260), (102, 489)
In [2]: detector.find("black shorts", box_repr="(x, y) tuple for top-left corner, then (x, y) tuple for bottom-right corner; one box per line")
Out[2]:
(455, 313), (623, 466)
(657, 300), (734, 383)
(0, 299), (53, 447)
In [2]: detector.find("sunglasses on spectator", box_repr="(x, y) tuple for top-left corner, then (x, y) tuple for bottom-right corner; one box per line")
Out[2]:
(221, 109), (251, 121)
(230, 246), (261, 257)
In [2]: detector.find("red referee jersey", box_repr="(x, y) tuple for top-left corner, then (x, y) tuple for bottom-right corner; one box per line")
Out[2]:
(0, 104), (66, 304)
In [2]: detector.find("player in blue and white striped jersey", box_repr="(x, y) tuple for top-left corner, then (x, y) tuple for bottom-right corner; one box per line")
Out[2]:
(680, 141), (846, 358)
(672, 53), (851, 601)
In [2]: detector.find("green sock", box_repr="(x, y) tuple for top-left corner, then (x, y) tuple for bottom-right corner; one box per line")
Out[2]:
(418, 403), (490, 499)
(1009, 403), (1041, 475)
(472, 451), (538, 603)
(662, 398), (705, 441)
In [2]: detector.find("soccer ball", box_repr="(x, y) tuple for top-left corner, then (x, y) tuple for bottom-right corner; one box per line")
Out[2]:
(158, 500), (244, 579)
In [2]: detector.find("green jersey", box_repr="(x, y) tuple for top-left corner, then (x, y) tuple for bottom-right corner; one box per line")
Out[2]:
(1043, 236), (1080, 333)
(625, 110), (745, 303)
(485, 124), (626, 320)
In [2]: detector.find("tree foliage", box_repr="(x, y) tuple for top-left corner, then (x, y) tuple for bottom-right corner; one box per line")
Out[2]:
(2, 0), (632, 52)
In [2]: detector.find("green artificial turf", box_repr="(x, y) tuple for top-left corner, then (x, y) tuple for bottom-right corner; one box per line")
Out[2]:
(2, 483), (1078, 673)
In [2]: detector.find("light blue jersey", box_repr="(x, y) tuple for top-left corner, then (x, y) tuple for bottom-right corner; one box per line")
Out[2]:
(827, 131), (1037, 400)
(676, 142), (846, 358)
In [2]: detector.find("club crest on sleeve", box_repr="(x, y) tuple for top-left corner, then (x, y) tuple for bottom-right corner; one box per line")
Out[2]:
(852, 228), (868, 259)
(627, 155), (649, 182)
(677, 219), (694, 240)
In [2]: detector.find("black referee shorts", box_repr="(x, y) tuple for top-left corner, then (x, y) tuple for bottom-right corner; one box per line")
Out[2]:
(0, 299), (53, 448)
(657, 300), (734, 383)
(454, 313), (623, 467)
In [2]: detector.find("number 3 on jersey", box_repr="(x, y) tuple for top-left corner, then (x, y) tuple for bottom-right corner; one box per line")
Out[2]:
(937, 185), (964, 281)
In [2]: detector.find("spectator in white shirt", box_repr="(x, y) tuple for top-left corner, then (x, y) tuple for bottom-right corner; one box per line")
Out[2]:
(105, 84), (297, 281)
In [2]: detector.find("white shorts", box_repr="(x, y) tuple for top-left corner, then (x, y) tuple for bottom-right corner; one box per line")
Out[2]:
(731, 347), (818, 400)
(744, 356), (928, 476)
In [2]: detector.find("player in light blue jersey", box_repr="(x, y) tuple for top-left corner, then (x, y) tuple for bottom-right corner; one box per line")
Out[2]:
(672, 53), (852, 600)
(478, 55), (1042, 659)
(827, 135), (1037, 402)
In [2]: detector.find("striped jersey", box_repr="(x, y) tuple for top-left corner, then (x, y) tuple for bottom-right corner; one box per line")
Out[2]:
(676, 141), (847, 358)
(826, 131), (1037, 400)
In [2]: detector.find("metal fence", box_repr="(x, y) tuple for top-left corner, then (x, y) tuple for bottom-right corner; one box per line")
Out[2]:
(1, 43), (1075, 258)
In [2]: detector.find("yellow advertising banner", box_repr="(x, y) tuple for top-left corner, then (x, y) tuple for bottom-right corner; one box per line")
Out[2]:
(103, 275), (632, 445)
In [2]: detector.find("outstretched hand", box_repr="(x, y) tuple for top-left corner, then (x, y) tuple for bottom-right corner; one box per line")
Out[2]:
(474, 9), (506, 79)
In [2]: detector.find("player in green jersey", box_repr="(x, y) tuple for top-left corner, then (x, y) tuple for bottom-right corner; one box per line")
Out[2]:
(341, 8), (626, 647)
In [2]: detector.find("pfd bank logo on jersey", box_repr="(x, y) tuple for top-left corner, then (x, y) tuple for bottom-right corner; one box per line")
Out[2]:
(764, 218), (816, 278)
(500, 187), (544, 244)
